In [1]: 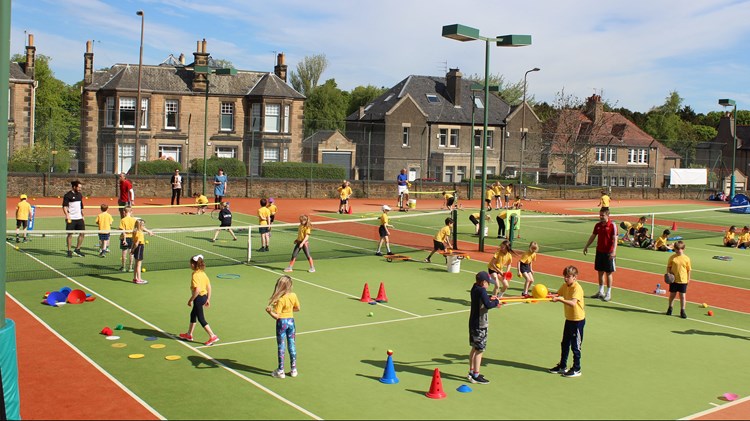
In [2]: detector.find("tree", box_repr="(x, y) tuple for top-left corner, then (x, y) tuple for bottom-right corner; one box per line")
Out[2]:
(346, 85), (387, 117)
(303, 79), (348, 137)
(465, 72), (534, 106)
(289, 54), (328, 96)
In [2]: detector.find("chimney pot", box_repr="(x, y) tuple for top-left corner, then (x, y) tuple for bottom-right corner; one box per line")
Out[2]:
(28, 33), (34, 46)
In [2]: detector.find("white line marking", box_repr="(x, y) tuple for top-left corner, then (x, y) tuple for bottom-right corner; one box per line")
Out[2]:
(679, 394), (750, 420)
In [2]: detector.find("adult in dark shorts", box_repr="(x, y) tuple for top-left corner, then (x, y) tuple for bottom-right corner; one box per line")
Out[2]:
(583, 208), (618, 302)
(118, 172), (134, 218)
(63, 180), (86, 258)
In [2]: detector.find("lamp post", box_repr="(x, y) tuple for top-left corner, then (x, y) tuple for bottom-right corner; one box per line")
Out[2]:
(133, 10), (144, 174)
(519, 67), (539, 195)
(196, 65), (237, 195)
(442, 24), (531, 251)
(718, 98), (737, 200)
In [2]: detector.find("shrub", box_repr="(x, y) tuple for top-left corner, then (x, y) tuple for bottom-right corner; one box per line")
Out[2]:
(262, 162), (346, 179)
(8, 145), (72, 173)
(189, 157), (246, 177)
(135, 159), (182, 175)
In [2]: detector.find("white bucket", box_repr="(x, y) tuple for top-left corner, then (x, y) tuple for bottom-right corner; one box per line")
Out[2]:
(446, 254), (461, 273)
(408, 199), (417, 209)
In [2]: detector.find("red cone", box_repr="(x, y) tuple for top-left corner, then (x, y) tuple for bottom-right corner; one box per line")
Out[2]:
(375, 282), (389, 302)
(360, 283), (372, 302)
(671, 221), (677, 231)
(348, 205), (353, 215)
(425, 368), (447, 399)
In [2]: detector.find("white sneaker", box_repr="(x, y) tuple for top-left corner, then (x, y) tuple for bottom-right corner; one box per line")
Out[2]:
(271, 369), (285, 379)
(602, 294), (611, 302)
(290, 369), (298, 377)
(308, 267), (316, 273)
(283, 267), (293, 273)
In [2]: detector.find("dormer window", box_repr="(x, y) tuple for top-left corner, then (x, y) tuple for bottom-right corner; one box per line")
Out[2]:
(426, 94), (440, 103)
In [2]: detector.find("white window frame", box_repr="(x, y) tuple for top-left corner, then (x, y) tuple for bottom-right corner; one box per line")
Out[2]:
(264, 104), (280, 133)
(263, 147), (280, 162)
(402, 125), (410, 147)
(448, 128), (459, 148)
(628, 148), (648, 164)
(438, 128), (448, 147)
(140, 98), (149, 129)
(118, 97), (136, 128)
(159, 145), (181, 162)
(105, 97), (115, 127)
(220, 102), (234, 132)
(485, 130), (494, 149)
(474, 129), (482, 149)
(456, 166), (466, 182)
(283, 104), (290, 133)
(164, 99), (179, 130)
(596, 147), (617, 163)
(444, 166), (454, 182)
(215, 146), (236, 159)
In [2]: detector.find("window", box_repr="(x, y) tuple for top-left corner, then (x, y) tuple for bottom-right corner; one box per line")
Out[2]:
(139, 98), (148, 128)
(220, 102), (234, 131)
(402, 126), (410, 147)
(164, 100), (178, 129)
(611, 176), (617, 187)
(215, 146), (236, 159)
(485, 130), (494, 149)
(449, 128), (459, 148)
(264, 104), (280, 133)
(119, 97), (136, 128)
(104, 143), (114, 173)
(456, 166), (466, 182)
(444, 166), (454, 182)
(473, 130), (493, 148)
(263, 147), (280, 162)
(475, 166), (482, 177)
(473, 96), (484, 109)
(251, 104), (261, 132)
(118, 144), (134, 173)
(283, 105), (290, 133)
(435, 166), (442, 182)
(438, 129), (448, 147)
(105, 97), (115, 127)
(283, 147), (289, 162)
(628, 148), (648, 164)
(486, 167), (496, 176)
(159, 145), (181, 162)
(426, 94), (440, 103)
(589, 175), (601, 186)
(595, 147), (617, 163)
(619, 177), (626, 187)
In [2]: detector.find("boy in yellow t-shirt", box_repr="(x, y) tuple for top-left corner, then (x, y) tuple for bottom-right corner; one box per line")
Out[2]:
(736, 226), (750, 249)
(652, 229), (673, 252)
(118, 206), (137, 272)
(95, 204), (114, 257)
(424, 217), (453, 263)
(258, 198), (271, 252)
(193, 192), (209, 215)
(666, 241), (691, 319)
(469, 212), (491, 236)
(15, 194), (32, 243)
(597, 190), (611, 210)
(549, 265), (586, 378)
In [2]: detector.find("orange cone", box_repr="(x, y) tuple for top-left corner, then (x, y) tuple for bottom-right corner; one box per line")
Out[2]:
(375, 282), (389, 302)
(671, 221), (677, 231)
(360, 283), (372, 302)
(425, 368), (447, 399)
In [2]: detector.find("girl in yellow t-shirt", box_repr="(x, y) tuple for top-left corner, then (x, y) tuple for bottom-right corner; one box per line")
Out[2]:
(723, 226), (738, 247)
(666, 241), (692, 319)
(284, 215), (315, 273)
(179, 255), (219, 346)
(519, 241), (539, 297)
(488, 240), (518, 297)
(736, 226), (750, 249)
(130, 219), (152, 284)
(266, 275), (301, 379)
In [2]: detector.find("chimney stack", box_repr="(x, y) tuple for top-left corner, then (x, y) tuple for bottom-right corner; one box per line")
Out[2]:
(24, 33), (36, 79)
(192, 38), (210, 92)
(83, 40), (94, 85)
(585, 94), (603, 123)
(274, 52), (288, 82)
(179, 53), (185, 65)
(446, 68), (462, 106)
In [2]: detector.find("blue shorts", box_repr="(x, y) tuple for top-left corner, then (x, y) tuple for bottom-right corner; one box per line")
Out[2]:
(519, 262), (532, 274)
(132, 244), (144, 261)
(98, 233), (110, 241)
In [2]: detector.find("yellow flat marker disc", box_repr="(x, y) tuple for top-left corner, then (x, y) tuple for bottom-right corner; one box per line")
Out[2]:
(150, 344), (166, 349)
(111, 343), (127, 348)
(165, 355), (181, 361)
(128, 353), (145, 359)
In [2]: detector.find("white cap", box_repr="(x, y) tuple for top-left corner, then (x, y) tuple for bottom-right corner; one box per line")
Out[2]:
(382, 205), (391, 211)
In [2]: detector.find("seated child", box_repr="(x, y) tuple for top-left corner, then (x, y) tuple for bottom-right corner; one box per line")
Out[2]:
(723, 226), (738, 247)
(652, 229), (673, 251)
(735, 226), (749, 249)
(512, 196), (523, 209)
(635, 227), (653, 249)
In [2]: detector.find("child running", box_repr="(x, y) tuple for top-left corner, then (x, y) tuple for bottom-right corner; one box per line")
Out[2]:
(95, 204), (113, 257)
(375, 205), (394, 256)
(119, 206), (137, 272)
(487, 240), (518, 298)
(723, 225), (738, 247)
(519, 241), (539, 298)
(179, 254), (220, 346)
(548, 265), (586, 378)
(266, 275), (301, 379)
(666, 241), (692, 319)
(131, 219), (152, 285)
(15, 194), (32, 243)
(211, 202), (238, 242)
(424, 217), (453, 263)
(284, 214), (315, 273)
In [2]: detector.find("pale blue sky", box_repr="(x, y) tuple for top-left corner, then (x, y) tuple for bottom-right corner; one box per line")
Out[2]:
(9, 0), (750, 113)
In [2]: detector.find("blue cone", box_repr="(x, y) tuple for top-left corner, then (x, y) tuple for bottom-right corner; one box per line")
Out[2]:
(457, 384), (472, 393)
(379, 355), (399, 384)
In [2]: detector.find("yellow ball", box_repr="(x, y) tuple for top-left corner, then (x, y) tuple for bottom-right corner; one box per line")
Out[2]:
(150, 199), (153, 202)
(531, 284), (549, 299)
(85, 196), (89, 199)
(142, 268), (146, 272)
(14, 246), (19, 250)
(57, 196), (61, 199)
(701, 303), (708, 308)
(145, 240), (149, 244)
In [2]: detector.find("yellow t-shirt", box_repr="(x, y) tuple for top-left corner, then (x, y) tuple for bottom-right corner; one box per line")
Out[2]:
(513, 199), (522, 208)
(444, 192), (454, 200)
(296, 225), (312, 243)
(724, 230), (736, 244)
(600, 195), (611, 207)
(16, 201), (31, 221)
(633, 221), (644, 232)
(485, 189), (494, 201)
(558, 281), (585, 321)
(498, 211), (507, 220)
(96, 212), (113, 233)
(435, 225), (451, 242)
(196, 195), (209, 205)
(471, 213), (480, 220)
(258, 207), (271, 225)
(132, 230), (145, 246)
(273, 292), (300, 319)
(119, 216), (137, 238)
(505, 185), (513, 195)
(338, 186), (352, 200)
(380, 212), (389, 226)
(489, 250), (512, 270)
(191, 270), (210, 296)
(520, 251), (537, 264)
(667, 254), (692, 284)
(268, 204), (278, 216)
(654, 235), (668, 249)
(738, 232), (750, 243)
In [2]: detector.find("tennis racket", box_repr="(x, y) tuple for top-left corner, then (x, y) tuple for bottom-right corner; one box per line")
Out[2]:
(210, 208), (220, 219)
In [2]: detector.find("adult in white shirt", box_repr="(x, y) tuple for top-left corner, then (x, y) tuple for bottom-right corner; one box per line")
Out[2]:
(171, 169), (183, 205)
(62, 180), (86, 258)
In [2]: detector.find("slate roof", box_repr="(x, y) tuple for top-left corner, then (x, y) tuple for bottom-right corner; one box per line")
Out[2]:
(302, 130), (338, 145)
(9, 62), (32, 82)
(345, 74), (511, 125)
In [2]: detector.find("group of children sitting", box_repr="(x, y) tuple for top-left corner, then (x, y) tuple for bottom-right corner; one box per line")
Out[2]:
(619, 216), (674, 251)
(724, 225), (750, 249)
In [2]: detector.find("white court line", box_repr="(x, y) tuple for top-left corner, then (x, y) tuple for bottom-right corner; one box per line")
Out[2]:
(8, 241), (322, 420)
(679, 394), (750, 420)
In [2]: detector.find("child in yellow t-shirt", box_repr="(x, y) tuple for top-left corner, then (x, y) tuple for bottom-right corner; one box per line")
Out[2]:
(549, 265), (585, 377)
(651, 229), (673, 252)
(519, 241), (539, 297)
(488, 240), (517, 297)
(15, 194), (32, 243)
(723, 226), (738, 247)
(493, 181), (504, 210)
(266, 275), (301, 378)
(485, 187), (494, 211)
(179, 254), (220, 346)
(736, 226), (750, 249)
(258, 198), (272, 252)
(425, 217), (453, 263)
(666, 241), (691, 319)
(193, 192), (209, 215)
(95, 204), (114, 256)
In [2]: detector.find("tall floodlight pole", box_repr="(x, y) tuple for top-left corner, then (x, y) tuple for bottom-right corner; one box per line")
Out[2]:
(133, 10), (145, 174)
(519, 67), (539, 194)
(718, 98), (737, 200)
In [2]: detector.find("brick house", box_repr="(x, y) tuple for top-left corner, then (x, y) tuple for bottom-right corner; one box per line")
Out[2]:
(301, 130), (357, 179)
(543, 94), (681, 188)
(695, 113), (749, 192)
(8, 34), (37, 156)
(80, 39), (305, 175)
(345, 69), (534, 182)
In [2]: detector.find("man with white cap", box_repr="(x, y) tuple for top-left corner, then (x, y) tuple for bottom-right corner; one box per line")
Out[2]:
(375, 205), (394, 256)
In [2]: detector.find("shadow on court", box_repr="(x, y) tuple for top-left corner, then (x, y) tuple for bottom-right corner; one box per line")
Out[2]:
(187, 356), (272, 375)
(672, 329), (749, 341)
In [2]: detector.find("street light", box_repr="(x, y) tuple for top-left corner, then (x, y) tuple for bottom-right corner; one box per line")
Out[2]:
(718, 98), (737, 200)
(133, 10), (144, 175)
(197, 65), (237, 194)
(442, 24), (532, 251)
(519, 67), (540, 196)
(469, 82), (499, 199)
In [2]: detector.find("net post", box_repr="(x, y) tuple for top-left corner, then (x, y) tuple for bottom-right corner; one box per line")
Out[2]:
(509, 215), (518, 248)
(246, 224), (252, 263)
(452, 209), (458, 250)
(650, 213), (655, 238)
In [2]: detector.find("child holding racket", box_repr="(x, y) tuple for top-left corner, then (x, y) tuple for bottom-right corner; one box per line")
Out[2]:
(488, 240), (518, 298)
(519, 241), (539, 298)
(549, 265), (586, 378)
(211, 202), (238, 242)
(266, 275), (300, 378)
(284, 214), (315, 273)
(179, 254), (220, 346)
(131, 219), (152, 285)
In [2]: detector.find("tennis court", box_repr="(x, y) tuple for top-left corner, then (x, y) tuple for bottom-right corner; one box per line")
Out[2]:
(6, 196), (750, 420)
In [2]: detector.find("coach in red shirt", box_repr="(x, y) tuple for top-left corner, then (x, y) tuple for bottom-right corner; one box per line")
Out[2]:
(118, 172), (135, 218)
(583, 207), (617, 302)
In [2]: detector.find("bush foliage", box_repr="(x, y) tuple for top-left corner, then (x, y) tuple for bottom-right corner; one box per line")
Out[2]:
(262, 162), (346, 179)
(135, 159), (182, 175)
(189, 157), (247, 177)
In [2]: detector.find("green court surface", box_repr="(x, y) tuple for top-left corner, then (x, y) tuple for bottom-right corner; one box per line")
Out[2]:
(6, 205), (749, 419)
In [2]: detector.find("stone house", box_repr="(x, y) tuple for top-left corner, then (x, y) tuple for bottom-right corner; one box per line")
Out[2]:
(543, 95), (681, 188)
(80, 39), (305, 175)
(8, 34), (37, 156)
(301, 130), (357, 179)
(695, 113), (749, 192)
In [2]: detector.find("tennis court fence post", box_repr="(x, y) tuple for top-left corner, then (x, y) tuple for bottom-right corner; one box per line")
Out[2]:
(452, 209), (458, 250)
(246, 224), (252, 263)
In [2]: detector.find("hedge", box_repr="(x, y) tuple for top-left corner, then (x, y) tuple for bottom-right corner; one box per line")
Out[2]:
(135, 159), (182, 175)
(189, 157), (247, 177)
(262, 162), (346, 180)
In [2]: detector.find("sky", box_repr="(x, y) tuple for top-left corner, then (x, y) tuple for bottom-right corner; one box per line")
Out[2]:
(8, 0), (750, 114)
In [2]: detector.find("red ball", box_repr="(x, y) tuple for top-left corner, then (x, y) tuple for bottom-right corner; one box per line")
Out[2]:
(387, 349), (394, 356)
(707, 310), (714, 316)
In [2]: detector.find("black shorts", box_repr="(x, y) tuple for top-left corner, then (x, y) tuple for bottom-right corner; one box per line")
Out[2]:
(433, 240), (446, 251)
(484, 199), (491, 204)
(16, 220), (28, 229)
(669, 282), (688, 294)
(66, 219), (85, 231)
(469, 327), (488, 351)
(519, 262), (532, 274)
(120, 237), (133, 250)
(446, 197), (455, 207)
(594, 251), (616, 273)
(98, 233), (111, 241)
(132, 244), (144, 261)
(469, 215), (479, 225)
(379, 225), (388, 238)
(259, 226), (270, 234)
(270, 215), (275, 223)
(340, 199), (349, 205)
